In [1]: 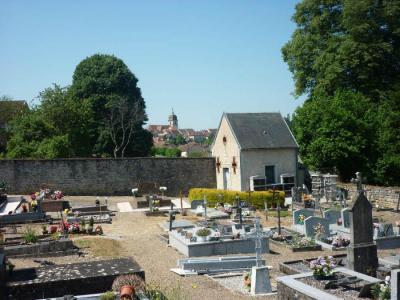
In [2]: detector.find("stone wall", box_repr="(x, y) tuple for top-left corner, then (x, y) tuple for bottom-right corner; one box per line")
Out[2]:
(339, 183), (400, 209)
(0, 158), (216, 196)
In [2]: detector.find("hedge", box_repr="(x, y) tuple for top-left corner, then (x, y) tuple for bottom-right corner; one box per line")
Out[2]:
(188, 188), (285, 209)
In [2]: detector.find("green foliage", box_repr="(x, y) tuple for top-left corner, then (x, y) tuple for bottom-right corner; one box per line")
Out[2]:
(282, 0), (400, 98)
(168, 134), (186, 145)
(371, 282), (391, 300)
(188, 188), (285, 209)
(152, 147), (181, 157)
(6, 85), (92, 158)
(70, 54), (151, 158)
(100, 291), (116, 300)
(196, 228), (211, 237)
(283, 0), (400, 184)
(23, 227), (38, 244)
(187, 151), (208, 158)
(292, 90), (376, 181)
(5, 54), (152, 158)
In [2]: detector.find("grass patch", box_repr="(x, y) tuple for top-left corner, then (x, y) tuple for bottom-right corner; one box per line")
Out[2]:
(266, 210), (289, 218)
(74, 237), (124, 257)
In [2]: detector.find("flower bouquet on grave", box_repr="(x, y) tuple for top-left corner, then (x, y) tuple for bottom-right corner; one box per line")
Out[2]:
(298, 214), (306, 224)
(310, 256), (337, 280)
(313, 223), (325, 240)
(51, 190), (64, 200)
(196, 228), (211, 242)
(371, 276), (391, 300)
(332, 236), (350, 247)
(243, 271), (251, 291)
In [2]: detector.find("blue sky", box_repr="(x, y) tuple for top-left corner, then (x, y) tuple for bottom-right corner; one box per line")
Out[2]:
(0, 1), (302, 129)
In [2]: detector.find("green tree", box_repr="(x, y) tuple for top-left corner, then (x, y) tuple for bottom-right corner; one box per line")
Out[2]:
(374, 84), (400, 185)
(282, 0), (400, 99)
(283, 0), (400, 184)
(292, 90), (376, 180)
(6, 85), (91, 158)
(70, 54), (152, 157)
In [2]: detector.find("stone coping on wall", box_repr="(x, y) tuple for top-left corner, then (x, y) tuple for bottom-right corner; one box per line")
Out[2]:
(0, 157), (213, 161)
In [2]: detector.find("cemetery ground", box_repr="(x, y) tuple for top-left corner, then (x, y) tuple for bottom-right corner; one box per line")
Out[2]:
(6, 196), (400, 300)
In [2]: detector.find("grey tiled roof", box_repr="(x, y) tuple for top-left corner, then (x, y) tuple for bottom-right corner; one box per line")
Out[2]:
(225, 112), (298, 150)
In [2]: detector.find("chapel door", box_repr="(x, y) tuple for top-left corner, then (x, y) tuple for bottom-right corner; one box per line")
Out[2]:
(223, 168), (230, 190)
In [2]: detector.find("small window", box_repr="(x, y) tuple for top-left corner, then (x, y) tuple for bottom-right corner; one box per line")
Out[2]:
(222, 136), (227, 143)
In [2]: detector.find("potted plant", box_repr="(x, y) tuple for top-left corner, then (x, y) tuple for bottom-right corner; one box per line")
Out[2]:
(95, 225), (103, 235)
(309, 256), (337, 280)
(86, 217), (94, 234)
(196, 228), (211, 242)
(42, 225), (48, 235)
(6, 260), (15, 277)
(243, 271), (251, 291)
(112, 274), (145, 300)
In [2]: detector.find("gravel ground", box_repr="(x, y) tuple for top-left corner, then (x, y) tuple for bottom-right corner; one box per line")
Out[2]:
(7, 196), (400, 300)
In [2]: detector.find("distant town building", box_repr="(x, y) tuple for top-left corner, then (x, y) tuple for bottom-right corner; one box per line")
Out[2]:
(168, 109), (178, 129)
(147, 110), (216, 148)
(211, 112), (299, 191)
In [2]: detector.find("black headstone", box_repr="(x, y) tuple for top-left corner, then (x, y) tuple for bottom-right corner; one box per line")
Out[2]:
(347, 193), (378, 277)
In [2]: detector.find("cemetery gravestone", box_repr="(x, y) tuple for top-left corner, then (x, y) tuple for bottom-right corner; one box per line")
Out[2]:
(391, 269), (399, 300)
(292, 209), (314, 225)
(304, 216), (330, 239)
(347, 190), (378, 276)
(190, 200), (204, 210)
(341, 208), (350, 228)
(323, 209), (341, 225)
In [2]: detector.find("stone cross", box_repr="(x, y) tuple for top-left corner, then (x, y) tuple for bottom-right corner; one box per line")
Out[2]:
(235, 195), (243, 226)
(149, 195), (153, 212)
(250, 217), (272, 295)
(253, 217), (264, 267)
(203, 195), (207, 224)
(351, 172), (365, 195)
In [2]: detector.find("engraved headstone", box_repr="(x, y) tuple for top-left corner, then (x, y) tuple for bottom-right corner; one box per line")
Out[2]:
(391, 269), (400, 300)
(347, 172), (378, 277)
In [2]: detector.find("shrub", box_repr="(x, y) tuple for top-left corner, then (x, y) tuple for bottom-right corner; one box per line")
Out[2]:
(188, 188), (285, 209)
(196, 228), (211, 237)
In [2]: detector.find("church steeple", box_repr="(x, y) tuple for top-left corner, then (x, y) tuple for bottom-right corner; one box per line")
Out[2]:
(168, 108), (178, 129)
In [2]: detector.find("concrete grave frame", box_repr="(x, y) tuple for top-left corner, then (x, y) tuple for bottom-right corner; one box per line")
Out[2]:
(277, 267), (381, 300)
(169, 230), (269, 257)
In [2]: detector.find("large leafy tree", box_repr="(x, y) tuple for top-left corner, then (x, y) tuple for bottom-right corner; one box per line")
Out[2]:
(7, 85), (91, 158)
(70, 54), (152, 157)
(283, 0), (400, 184)
(282, 0), (400, 98)
(293, 90), (376, 181)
